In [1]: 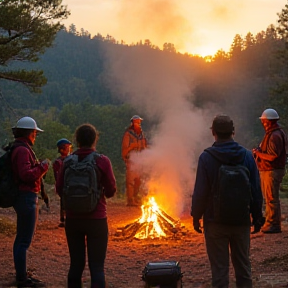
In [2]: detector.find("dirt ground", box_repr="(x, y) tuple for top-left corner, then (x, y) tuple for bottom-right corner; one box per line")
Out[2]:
(0, 193), (288, 288)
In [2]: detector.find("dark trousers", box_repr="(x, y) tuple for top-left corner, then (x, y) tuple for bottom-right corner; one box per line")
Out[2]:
(204, 222), (252, 288)
(60, 197), (65, 222)
(65, 217), (108, 288)
(125, 160), (141, 204)
(13, 191), (38, 281)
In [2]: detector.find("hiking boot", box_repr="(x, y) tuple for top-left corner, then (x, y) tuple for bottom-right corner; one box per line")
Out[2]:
(261, 226), (282, 234)
(17, 277), (45, 287)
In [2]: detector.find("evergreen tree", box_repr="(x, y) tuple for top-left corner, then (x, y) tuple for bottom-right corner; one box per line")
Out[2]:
(0, 0), (70, 92)
(229, 34), (244, 59)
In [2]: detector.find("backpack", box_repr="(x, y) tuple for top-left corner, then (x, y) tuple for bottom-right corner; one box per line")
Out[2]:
(142, 261), (183, 288)
(0, 142), (22, 208)
(63, 152), (101, 213)
(206, 150), (252, 225)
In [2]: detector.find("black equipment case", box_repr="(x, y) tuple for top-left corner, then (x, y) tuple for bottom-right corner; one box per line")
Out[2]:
(142, 260), (183, 288)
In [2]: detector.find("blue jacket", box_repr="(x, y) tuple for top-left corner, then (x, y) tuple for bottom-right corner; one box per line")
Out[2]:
(191, 140), (263, 226)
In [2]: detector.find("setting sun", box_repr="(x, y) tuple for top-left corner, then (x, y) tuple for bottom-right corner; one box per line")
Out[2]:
(62, 0), (285, 58)
(180, 44), (219, 57)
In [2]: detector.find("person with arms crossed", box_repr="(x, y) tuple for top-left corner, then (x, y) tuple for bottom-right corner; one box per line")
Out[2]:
(121, 115), (148, 206)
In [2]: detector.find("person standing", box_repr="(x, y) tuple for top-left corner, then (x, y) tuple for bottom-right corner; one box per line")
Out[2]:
(253, 108), (288, 233)
(52, 138), (72, 227)
(11, 116), (49, 287)
(191, 114), (263, 288)
(56, 123), (116, 288)
(121, 115), (148, 206)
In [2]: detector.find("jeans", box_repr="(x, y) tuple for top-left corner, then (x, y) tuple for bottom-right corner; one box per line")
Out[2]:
(13, 191), (38, 281)
(65, 217), (108, 288)
(204, 222), (252, 288)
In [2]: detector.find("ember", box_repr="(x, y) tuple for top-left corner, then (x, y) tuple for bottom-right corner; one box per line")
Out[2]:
(115, 197), (183, 240)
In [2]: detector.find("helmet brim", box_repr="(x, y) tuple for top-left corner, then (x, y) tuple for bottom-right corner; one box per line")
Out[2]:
(259, 117), (279, 120)
(12, 126), (44, 132)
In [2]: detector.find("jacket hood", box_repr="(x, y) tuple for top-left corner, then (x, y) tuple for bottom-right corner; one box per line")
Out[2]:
(205, 140), (247, 165)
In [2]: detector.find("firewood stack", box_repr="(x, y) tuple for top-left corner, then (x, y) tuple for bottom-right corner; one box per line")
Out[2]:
(114, 202), (186, 240)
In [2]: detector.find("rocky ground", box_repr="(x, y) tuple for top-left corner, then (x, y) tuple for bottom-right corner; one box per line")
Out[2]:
(0, 192), (288, 288)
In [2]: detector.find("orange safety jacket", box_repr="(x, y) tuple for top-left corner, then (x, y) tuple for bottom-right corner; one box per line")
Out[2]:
(121, 127), (147, 161)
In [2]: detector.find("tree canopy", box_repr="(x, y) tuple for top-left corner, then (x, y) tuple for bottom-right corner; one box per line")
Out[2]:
(0, 0), (70, 92)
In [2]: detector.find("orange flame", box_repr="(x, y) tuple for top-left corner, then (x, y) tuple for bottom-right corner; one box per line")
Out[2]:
(134, 197), (175, 239)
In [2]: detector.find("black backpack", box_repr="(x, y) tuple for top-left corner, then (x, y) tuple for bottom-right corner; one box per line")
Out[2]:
(206, 150), (252, 225)
(142, 261), (183, 288)
(63, 152), (101, 213)
(0, 142), (23, 208)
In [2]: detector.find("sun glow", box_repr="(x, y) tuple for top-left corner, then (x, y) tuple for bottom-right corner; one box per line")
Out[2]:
(181, 44), (219, 58)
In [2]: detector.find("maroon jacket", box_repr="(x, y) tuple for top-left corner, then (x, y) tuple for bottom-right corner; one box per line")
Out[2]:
(257, 127), (287, 171)
(11, 138), (49, 193)
(53, 156), (65, 195)
(56, 148), (116, 219)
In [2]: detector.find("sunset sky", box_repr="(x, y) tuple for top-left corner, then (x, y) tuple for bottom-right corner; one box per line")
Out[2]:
(62, 0), (287, 56)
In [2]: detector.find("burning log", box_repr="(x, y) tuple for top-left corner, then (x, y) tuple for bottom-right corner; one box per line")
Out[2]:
(114, 197), (184, 240)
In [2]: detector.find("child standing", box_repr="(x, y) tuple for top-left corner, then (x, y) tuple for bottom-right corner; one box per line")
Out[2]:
(53, 138), (72, 227)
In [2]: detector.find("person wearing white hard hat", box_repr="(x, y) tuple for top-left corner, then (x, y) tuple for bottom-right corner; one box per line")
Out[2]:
(253, 108), (288, 233)
(121, 115), (148, 206)
(11, 116), (49, 287)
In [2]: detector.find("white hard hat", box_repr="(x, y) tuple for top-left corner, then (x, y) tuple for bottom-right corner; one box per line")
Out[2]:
(130, 115), (143, 121)
(259, 108), (279, 120)
(13, 116), (43, 132)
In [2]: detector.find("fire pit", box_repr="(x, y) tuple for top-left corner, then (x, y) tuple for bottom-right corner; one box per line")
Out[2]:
(114, 197), (185, 240)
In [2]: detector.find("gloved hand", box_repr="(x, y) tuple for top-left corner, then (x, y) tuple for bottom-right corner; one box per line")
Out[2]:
(193, 218), (202, 234)
(251, 216), (265, 234)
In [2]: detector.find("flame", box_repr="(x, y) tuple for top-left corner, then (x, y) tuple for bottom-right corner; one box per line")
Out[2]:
(134, 197), (175, 239)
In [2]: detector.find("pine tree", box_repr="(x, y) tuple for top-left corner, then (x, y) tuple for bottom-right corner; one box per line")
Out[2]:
(0, 0), (70, 92)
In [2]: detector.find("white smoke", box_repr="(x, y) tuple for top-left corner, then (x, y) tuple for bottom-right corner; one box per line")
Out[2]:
(105, 47), (213, 217)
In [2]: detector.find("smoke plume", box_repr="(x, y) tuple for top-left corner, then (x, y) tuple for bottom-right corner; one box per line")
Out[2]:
(105, 47), (213, 217)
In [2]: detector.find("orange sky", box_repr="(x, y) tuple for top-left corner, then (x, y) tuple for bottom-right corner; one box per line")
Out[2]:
(62, 0), (287, 56)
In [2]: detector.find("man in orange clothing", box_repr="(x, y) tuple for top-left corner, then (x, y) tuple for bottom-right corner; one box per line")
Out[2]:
(253, 108), (288, 233)
(121, 115), (148, 206)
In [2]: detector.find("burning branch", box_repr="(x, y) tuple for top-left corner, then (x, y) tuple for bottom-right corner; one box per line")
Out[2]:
(114, 197), (184, 240)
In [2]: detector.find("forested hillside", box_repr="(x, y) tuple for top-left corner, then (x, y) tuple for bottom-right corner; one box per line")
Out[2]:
(1, 21), (288, 192)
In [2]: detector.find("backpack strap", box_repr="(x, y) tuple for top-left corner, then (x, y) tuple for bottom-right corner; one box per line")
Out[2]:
(91, 152), (102, 192)
(83, 152), (103, 194)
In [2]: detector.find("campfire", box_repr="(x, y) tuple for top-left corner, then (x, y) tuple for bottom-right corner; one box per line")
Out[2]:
(115, 197), (184, 240)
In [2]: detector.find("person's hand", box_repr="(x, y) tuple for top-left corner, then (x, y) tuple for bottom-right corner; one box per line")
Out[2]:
(251, 224), (261, 234)
(193, 218), (202, 234)
(41, 159), (50, 171)
(252, 147), (261, 159)
(251, 216), (265, 234)
(42, 158), (51, 166)
(44, 196), (50, 209)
